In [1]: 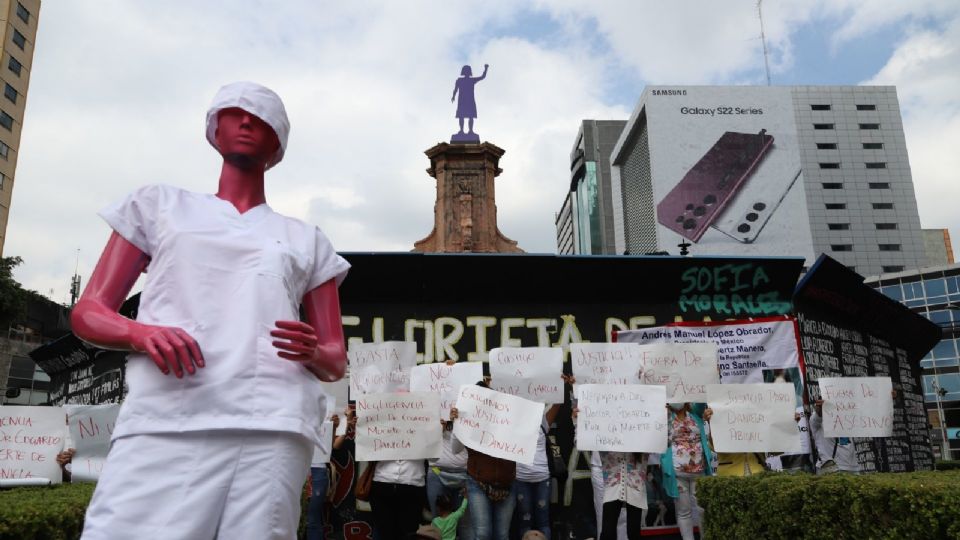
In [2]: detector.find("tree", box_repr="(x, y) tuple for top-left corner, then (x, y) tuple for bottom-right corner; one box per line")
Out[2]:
(0, 255), (28, 330)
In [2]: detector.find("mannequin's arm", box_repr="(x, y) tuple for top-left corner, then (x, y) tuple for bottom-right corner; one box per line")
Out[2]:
(71, 232), (204, 378)
(271, 279), (347, 381)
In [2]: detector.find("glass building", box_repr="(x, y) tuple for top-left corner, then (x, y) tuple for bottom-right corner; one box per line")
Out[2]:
(867, 262), (960, 459)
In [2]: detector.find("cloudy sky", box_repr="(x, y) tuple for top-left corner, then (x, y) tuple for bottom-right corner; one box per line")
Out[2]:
(6, 0), (959, 303)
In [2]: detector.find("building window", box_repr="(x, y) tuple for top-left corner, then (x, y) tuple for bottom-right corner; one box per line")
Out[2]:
(822, 182), (843, 189)
(0, 110), (13, 131)
(831, 244), (853, 252)
(865, 162), (887, 169)
(879, 244), (901, 251)
(8, 56), (22, 76)
(828, 223), (850, 230)
(872, 202), (894, 210)
(0, 140), (9, 159)
(869, 182), (890, 189)
(0, 172), (4, 190)
(859, 123), (880, 130)
(825, 203), (846, 210)
(4, 84), (17, 104)
(876, 223), (898, 230)
(814, 123), (834, 130)
(816, 143), (838, 150)
(811, 104), (831, 111)
(882, 265), (904, 273)
(11, 30), (26, 51)
(856, 104), (877, 111)
(863, 142), (883, 150)
(819, 162), (841, 169)
(16, 2), (30, 24)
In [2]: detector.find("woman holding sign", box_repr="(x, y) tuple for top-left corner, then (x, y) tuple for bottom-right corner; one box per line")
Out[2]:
(660, 403), (713, 540)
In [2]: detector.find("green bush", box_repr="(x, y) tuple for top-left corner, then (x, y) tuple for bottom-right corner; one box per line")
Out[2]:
(935, 460), (960, 471)
(699, 471), (960, 540)
(0, 483), (95, 540)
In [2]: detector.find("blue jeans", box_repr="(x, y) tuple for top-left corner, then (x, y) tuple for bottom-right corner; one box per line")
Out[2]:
(426, 468), (474, 540)
(306, 466), (329, 540)
(515, 479), (551, 539)
(466, 476), (516, 540)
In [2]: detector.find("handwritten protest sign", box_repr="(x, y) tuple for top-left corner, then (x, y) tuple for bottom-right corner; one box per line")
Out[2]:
(355, 392), (441, 461)
(409, 362), (483, 420)
(638, 343), (719, 403)
(570, 343), (642, 386)
(348, 341), (417, 396)
(64, 404), (119, 482)
(0, 406), (65, 483)
(575, 384), (668, 453)
(819, 377), (894, 438)
(320, 377), (349, 411)
(453, 385), (545, 465)
(312, 420), (335, 464)
(489, 347), (564, 404)
(707, 383), (800, 453)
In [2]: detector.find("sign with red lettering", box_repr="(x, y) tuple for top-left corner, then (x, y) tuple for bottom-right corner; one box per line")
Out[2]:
(452, 385), (545, 465)
(707, 383), (800, 452)
(348, 342), (417, 396)
(575, 384), (668, 452)
(65, 404), (119, 482)
(636, 343), (719, 403)
(570, 343), (642, 386)
(355, 392), (441, 461)
(819, 377), (893, 438)
(409, 362), (483, 420)
(0, 406), (66, 483)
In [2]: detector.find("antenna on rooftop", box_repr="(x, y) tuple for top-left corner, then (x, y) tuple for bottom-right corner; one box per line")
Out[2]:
(758, 0), (772, 86)
(69, 248), (81, 307)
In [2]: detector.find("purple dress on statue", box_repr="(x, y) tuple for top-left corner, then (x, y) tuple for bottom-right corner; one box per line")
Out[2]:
(455, 77), (480, 119)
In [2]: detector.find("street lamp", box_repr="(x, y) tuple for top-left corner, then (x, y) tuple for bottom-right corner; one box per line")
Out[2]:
(932, 377), (951, 461)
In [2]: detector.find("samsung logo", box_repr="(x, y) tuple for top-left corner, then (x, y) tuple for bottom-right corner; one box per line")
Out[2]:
(652, 89), (687, 96)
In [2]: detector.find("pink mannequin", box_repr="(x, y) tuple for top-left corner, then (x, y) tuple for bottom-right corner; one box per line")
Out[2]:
(71, 107), (347, 382)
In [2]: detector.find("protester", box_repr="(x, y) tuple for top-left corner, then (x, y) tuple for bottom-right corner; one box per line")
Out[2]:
(306, 409), (353, 540)
(369, 457), (427, 540)
(809, 399), (859, 474)
(660, 403), (713, 540)
(56, 448), (75, 483)
(513, 404), (561, 539)
(432, 492), (469, 540)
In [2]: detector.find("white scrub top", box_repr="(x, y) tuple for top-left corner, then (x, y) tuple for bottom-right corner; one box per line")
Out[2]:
(99, 184), (350, 446)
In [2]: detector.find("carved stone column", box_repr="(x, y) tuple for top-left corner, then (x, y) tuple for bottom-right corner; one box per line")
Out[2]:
(413, 142), (523, 253)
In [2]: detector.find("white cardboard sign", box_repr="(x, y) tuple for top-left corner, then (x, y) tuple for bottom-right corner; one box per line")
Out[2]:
(819, 377), (894, 438)
(355, 392), (441, 461)
(0, 406), (66, 483)
(409, 362), (484, 420)
(575, 384), (668, 453)
(453, 385), (545, 465)
(490, 375), (564, 404)
(707, 383), (800, 453)
(348, 341), (417, 396)
(311, 420), (335, 465)
(570, 343), (642, 386)
(489, 347), (564, 404)
(64, 404), (119, 482)
(637, 343), (720, 403)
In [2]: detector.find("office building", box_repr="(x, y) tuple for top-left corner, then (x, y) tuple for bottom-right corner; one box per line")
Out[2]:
(604, 85), (927, 276)
(0, 0), (40, 256)
(868, 263), (960, 459)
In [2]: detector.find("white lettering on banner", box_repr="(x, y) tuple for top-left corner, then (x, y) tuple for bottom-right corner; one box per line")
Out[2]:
(569, 343), (642, 386)
(452, 385), (545, 465)
(355, 392), (441, 461)
(637, 343), (719, 403)
(409, 362), (484, 420)
(617, 319), (800, 384)
(575, 384), (668, 453)
(312, 421), (334, 465)
(820, 377), (894, 438)
(490, 375), (564, 404)
(348, 341), (417, 396)
(64, 404), (119, 482)
(0, 406), (65, 483)
(707, 383), (800, 453)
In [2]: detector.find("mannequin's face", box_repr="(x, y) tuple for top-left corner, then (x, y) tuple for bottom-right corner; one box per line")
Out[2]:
(215, 107), (280, 167)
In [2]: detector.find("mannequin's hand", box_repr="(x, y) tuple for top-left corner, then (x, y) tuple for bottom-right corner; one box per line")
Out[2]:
(271, 320), (321, 363)
(131, 324), (204, 378)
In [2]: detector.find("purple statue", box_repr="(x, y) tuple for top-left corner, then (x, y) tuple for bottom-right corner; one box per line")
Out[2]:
(451, 64), (488, 143)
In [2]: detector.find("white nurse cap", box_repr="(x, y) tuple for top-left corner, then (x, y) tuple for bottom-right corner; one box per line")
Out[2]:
(205, 81), (290, 170)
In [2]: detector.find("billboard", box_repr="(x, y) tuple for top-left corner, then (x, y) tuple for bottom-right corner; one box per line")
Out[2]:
(641, 86), (815, 263)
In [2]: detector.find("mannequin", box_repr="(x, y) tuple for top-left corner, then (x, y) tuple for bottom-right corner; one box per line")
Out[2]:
(74, 82), (350, 540)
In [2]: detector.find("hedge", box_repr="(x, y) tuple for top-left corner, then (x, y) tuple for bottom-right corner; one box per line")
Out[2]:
(699, 470), (960, 540)
(0, 483), (95, 540)
(0, 481), (311, 539)
(935, 460), (960, 471)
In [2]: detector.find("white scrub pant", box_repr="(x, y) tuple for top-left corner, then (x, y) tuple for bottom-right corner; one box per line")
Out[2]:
(591, 454), (626, 540)
(81, 430), (312, 540)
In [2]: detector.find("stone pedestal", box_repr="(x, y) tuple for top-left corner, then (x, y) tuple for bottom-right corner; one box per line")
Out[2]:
(413, 142), (523, 253)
